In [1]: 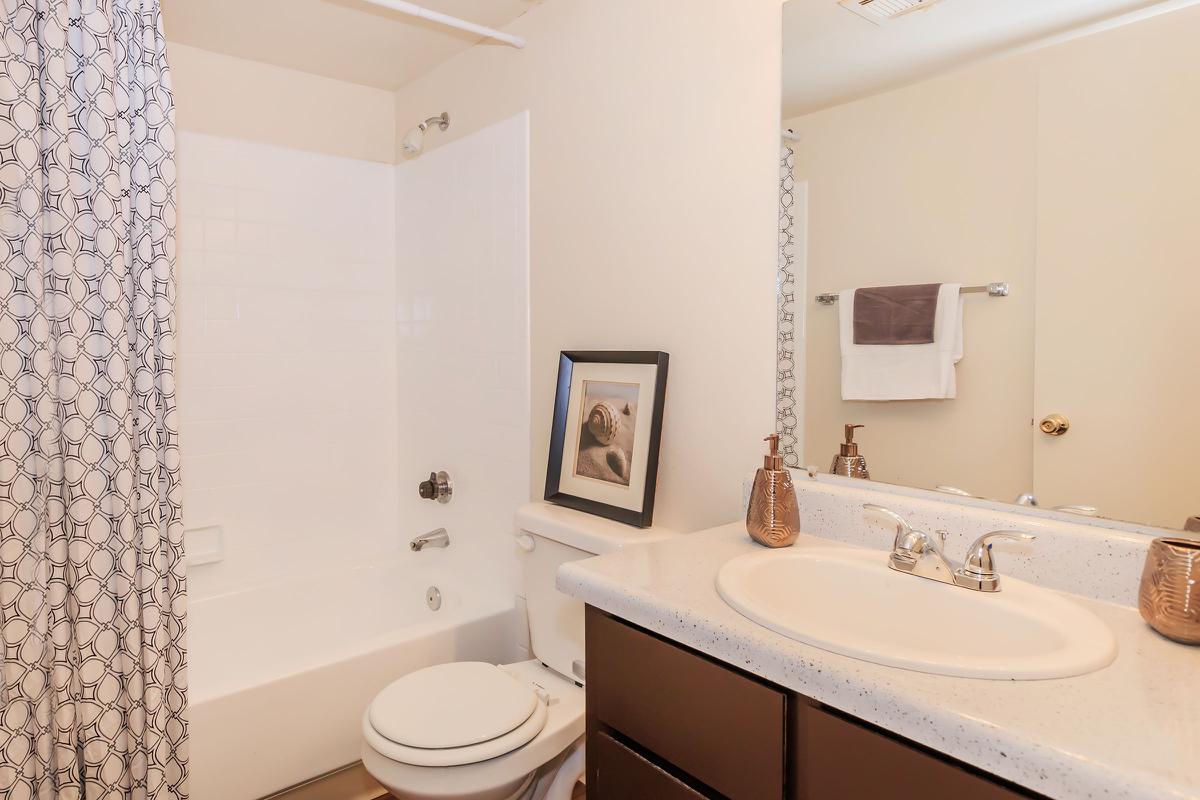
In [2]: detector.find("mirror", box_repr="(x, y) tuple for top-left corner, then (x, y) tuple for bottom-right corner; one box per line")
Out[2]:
(778, 0), (1200, 531)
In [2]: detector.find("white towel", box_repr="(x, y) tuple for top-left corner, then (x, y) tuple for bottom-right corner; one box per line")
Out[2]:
(839, 283), (963, 400)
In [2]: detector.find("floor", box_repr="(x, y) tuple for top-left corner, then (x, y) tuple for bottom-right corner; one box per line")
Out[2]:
(378, 784), (586, 799)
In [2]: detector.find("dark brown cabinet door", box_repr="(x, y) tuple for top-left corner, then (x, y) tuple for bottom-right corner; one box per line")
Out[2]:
(590, 732), (711, 800)
(586, 607), (786, 799)
(792, 702), (1036, 800)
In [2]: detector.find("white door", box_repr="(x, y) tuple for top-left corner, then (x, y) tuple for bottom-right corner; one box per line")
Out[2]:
(1032, 29), (1200, 529)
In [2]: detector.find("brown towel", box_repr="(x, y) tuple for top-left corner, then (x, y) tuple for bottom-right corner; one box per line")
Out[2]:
(853, 283), (941, 345)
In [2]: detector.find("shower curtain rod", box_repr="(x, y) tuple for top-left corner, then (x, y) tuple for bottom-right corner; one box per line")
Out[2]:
(360, 0), (526, 49)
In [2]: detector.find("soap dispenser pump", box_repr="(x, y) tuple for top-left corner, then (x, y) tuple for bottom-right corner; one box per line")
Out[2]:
(830, 424), (870, 479)
(746, 434), (800, 548)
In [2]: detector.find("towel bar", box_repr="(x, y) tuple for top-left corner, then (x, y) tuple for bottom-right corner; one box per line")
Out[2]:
(815, 282), (1009, 305)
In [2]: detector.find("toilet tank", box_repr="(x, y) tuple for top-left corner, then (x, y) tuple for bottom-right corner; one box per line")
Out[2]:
(514, 502), (678, 684)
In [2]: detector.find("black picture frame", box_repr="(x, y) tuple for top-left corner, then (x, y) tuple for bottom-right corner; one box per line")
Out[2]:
(544, 350), (669, 528)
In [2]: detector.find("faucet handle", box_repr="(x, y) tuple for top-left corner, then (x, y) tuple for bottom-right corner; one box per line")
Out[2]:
(863, 503), (910, 535)
(863, 504), (927, 558)
(957, 531), (1035, 590)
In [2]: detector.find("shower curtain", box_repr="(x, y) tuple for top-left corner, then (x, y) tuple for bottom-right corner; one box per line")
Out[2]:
(776, 144), (799, 468)
(0, 1), (188, 798)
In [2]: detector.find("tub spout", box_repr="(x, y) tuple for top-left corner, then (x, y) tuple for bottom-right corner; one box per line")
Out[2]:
(410, 528), (450, 551)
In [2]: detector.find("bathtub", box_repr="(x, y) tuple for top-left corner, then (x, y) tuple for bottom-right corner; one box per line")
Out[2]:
(187, 555), (519, 800)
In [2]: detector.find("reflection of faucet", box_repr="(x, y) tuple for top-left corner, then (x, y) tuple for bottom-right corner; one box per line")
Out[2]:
(1014, 493), (1098, 516)
(1053, 505), (1099, 517)
(863, 504), (1035, 592)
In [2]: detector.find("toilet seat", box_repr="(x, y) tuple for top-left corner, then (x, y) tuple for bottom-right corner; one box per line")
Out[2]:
(362, 659), (587, 800)
(366, 662), (550, 767)
(365, 697), (548, 767)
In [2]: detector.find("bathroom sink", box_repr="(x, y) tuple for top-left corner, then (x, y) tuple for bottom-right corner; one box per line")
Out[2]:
(716, 546), (1116, 680)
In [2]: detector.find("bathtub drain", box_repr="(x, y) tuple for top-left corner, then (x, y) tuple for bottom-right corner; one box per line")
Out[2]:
(426, 586), (442, 611)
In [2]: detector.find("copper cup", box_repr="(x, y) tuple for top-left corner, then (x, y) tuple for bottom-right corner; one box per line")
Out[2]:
(1138, 536), (1200, 645)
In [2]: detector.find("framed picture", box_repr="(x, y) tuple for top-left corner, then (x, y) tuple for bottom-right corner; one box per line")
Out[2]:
(544, 351), (669, 528)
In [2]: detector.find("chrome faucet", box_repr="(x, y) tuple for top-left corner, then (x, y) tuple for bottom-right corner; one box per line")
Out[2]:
(410, 528), (450, 551)
(863, 504), (1034, 592)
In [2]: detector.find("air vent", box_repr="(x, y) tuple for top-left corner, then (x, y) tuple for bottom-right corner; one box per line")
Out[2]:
(839, 0), (943, 25)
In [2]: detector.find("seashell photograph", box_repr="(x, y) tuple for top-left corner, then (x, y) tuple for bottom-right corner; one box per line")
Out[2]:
(574, 380), (639, 486)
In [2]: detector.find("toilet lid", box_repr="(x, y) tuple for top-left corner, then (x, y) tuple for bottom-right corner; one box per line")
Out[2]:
(363, 698), (549, 767)
(368, 662), (539, 750)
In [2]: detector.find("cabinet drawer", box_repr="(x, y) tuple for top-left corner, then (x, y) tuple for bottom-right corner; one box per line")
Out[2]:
(794, 702), (1036, 799)
(591, 732), (711, 800)
(586, 607), (786, 799)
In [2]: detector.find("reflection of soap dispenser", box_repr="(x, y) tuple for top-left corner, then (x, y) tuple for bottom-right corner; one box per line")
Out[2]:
(830, 424), (870, 479)
(746, 434), (800, 548)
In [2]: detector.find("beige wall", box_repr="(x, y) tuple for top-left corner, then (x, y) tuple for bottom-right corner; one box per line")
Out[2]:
(788, 59), (1039, 501)
(167, 43), (396, 163)
(392, 0), (783, 532)
(788, 5), (1200, 521)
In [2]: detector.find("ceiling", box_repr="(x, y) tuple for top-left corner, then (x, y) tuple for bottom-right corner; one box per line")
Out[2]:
(160, 0), (539, 91)
(783, 0), (1181, 117)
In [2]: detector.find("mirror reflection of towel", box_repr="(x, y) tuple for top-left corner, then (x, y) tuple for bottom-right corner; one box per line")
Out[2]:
(839, 283), (963, 400)
(853, 283), (940, 345)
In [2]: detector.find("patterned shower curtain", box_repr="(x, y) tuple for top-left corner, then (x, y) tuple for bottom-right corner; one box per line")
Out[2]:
(0, 1), (188, 798)
(776, 144), (799, 468)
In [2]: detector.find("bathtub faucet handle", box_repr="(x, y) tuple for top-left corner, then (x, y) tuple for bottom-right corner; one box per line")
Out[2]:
(418, 471), (453, 504)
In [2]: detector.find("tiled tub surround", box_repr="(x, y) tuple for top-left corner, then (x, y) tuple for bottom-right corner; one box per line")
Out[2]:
(176, 131), (400, 597)
(559, 478), (1200, 800)
(178, 114), (531, 798)
(394, 111), (532, 613)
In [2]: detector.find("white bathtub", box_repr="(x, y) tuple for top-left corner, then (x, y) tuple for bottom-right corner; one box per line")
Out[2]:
(187, 555), (519, 800)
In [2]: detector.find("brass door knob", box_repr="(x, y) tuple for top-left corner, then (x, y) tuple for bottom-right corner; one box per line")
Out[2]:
(1039, 414), (1070, 436)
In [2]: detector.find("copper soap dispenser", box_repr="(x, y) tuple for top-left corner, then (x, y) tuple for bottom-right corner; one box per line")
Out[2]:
(831, 424), (870, 479)
(746, 434), (800, 548)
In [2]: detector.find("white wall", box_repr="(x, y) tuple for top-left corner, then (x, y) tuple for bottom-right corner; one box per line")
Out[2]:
(176, 133), (399, 600)
(168, 43), (396, 163)
(391, 0), (783, 533)
(394, 112), (531, 604)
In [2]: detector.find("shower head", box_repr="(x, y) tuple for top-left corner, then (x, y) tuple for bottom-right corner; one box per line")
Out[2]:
(401, 112), (450, 157)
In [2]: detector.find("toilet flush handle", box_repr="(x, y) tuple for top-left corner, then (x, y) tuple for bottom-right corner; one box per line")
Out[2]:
(571, 659), (585, 681)
(515, 534), (536, 552)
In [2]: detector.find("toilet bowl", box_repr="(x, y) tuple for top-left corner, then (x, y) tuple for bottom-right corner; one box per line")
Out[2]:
(362, 660), (584, 800)
(361, 502), (677, 800)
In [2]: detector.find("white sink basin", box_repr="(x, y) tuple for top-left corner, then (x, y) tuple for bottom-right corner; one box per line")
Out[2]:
(716, 546), (1117, 680)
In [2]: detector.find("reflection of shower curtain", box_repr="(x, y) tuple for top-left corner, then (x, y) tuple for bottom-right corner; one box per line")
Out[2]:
(0, 1), (189, 797)
(776, 145), (799, 468)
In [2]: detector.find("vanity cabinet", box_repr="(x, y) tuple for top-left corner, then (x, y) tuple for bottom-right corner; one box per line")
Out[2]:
(585, 607), (1041, 800)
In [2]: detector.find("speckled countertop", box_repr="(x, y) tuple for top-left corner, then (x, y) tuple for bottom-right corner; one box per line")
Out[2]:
(557, 524), (1200, 800)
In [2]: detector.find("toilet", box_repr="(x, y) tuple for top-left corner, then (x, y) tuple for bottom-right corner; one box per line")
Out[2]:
(362, 502), (676, 800)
